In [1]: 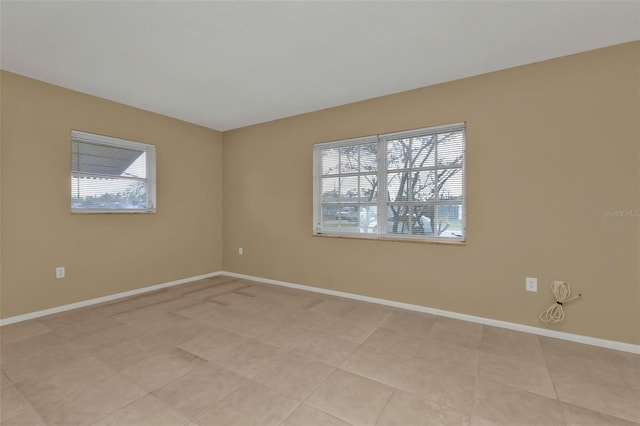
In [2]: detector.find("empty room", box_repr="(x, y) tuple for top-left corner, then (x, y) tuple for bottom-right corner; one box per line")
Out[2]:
(1, 1), (639, 425)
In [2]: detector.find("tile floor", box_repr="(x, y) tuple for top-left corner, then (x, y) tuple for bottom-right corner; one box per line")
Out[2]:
(1, 276), (638, 426)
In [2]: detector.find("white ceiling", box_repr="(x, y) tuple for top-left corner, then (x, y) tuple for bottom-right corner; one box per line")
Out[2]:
(2, 1), (639, 131)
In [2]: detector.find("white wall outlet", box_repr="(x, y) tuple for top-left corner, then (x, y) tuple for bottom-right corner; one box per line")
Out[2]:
(526, 277), (537, 292)
(55, 267), (65, 279)
(238, 247), (244, 255)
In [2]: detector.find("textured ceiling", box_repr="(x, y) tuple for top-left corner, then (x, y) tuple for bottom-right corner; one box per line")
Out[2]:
(2, 1), (639, 131)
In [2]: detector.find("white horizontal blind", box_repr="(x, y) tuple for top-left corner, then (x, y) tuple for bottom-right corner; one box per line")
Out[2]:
(71, 130), (156, 213)
(313, 123), (465, 241)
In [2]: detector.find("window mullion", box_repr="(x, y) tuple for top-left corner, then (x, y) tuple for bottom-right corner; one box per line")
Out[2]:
(377, 136), (387, 236)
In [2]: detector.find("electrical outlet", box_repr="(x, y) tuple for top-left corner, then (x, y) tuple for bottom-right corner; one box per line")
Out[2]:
(526, 277), (537, 292)
(56, 267), (65, 279)
(238, 247), (244, 255)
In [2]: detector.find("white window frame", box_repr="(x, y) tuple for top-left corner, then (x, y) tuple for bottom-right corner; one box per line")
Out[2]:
(71, 130), (156, 213)
(313, 123), (465, 242)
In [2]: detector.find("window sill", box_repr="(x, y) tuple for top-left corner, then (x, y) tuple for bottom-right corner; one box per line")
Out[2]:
(71, 209), (156, 214)
(312, 233), (466, 246)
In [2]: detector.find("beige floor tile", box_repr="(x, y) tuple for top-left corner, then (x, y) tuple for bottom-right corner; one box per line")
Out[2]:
(480, 326), (546, 364)
(552, 371), (640, 423)
(72, 323), (146, 353)
(281, 404), (352, 426)
(472, 378), (564, 426)
(255, 323), (317, 350)
(137, 314), (213, 346)
(120, 348), (207, 391)
(93, 334), (172, 371)
(92, 394), (191, 426)
(341, 344), (475, 411)
(544, 339), (628, 387)
(416, 337), (480, 376)
(428, 318), (483, 350)
(411, 369), (476, 411)
(55, 314), (124, 340)
(363, 328), (422, 357)
(376, 390), (470, 426)
(1, 403), (46, 425)
(1, 370), (13, 388)
(379, 310), (435, 339)
(0, 321), (52, 345)
(38, 308), (106, 330)
(560, 401), (640, 426)
(322, 318), (380, 343)
(477, 352), (556, 399)
(340, 344), (417, 389)
(92, 296), (150, 316)
(179, 326), (247, 361)
(153, 362), (247, 418)
(126, 288), (182, 307)
(112, 307), (172, 326)
(1, 385), (32, 421)
(195, 381), (299, 426)
(339, 302), (393, 325)
(306, 369), (394, 426)
(1, 331), (72, 363)
(216, 340), (286, 378)
(309, 299), (352, 317)
(182, 281), (251, 301)
(285, 310), (337, 332)
(207, 309), (280, 338)
(293, 334), (359, 367)
(615, 353), (640, 391)
(133, 296), (209, 316)
(1, 334), (86, 383)
(173, 300), (230, 319)
(17, 356), (116, 406)
(33, 374), (147, 426)
(253, 352), (334, 400)
(211, 292), (272, 314)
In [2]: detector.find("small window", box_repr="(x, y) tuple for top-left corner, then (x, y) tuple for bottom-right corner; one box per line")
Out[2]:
(313, 123), (465, 242)
(71, 130), (156, 213)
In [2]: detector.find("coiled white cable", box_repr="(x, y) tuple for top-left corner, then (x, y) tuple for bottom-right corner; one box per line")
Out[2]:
(539, 280), (582, 323)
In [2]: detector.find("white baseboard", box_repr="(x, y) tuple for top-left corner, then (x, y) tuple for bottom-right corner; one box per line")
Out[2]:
(223, 271), (640, 355)
(0, 271), (222, 326)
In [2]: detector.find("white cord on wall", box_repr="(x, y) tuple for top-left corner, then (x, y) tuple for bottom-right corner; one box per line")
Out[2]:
(539, 280), (582, 323)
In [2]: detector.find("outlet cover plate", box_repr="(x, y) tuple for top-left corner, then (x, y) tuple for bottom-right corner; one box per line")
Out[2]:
(526, 277), (537, 292)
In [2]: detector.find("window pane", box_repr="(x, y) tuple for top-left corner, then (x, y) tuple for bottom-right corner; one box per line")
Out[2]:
(413, 170), (436, 201)
(71, 176), (147, 210)
(339, 146), (359, 174)
(321, 205), (341, 233)
(437, 131), (464, 166)
(359, 175), (378, 202)
(387, 172), (409, 202)
(386, 139), (410, 170)
(360, 143), (377, 172)
(322, 177), (339, 202)
(358, 206), (378, 234)
(411, 135), (436, 168)
(438, 170), (463, 200)
(413, 205), (435, 236)
(436, 204), (464, 238)
(339, 176), (358, 202)
(321, 147), (340, 175)
(387, 205), (411, 235)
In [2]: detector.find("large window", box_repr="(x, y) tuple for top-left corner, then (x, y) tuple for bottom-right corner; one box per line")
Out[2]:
(313, 123), (465, 241)
(71, 130), (156, 213)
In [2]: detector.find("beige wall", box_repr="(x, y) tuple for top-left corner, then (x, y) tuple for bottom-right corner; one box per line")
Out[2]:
(0, 71), (223, 318)
(223, 42), (640, 344)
